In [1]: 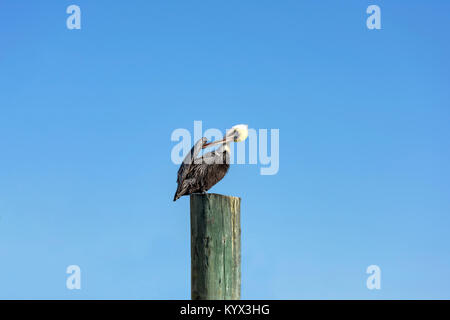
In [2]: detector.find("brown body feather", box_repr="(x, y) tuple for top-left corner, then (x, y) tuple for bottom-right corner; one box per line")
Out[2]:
(173, 138), (230, 201)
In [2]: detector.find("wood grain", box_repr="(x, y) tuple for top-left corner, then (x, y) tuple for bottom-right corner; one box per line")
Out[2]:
(190, 193), (241, 300)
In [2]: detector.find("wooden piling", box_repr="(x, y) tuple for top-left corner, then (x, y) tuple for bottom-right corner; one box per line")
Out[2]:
(190, 193), (241, 300)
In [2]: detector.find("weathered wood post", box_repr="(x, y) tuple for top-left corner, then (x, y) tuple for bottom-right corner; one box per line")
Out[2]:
(190, 193), (241, 300)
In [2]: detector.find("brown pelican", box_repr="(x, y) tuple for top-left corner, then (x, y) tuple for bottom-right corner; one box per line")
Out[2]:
(173, 124), (249, 201)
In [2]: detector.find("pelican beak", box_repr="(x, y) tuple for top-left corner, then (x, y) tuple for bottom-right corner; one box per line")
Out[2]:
(202, 135), (234, 149)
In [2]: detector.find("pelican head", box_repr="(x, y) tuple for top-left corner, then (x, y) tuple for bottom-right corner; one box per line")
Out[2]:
(203, 124), (249, 149)
(230, 124), (249, 142)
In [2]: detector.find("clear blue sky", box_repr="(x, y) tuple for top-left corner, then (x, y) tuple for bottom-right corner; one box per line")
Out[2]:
(1, 1), (449, 299)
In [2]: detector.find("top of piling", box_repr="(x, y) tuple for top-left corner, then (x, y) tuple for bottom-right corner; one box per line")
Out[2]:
(190, 193), (241, 201)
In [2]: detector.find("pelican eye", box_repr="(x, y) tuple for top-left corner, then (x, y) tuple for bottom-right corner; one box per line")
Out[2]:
(233, 130), (240, 142)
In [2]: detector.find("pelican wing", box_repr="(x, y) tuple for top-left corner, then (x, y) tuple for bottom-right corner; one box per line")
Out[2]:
(176, 137), (206, 184)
